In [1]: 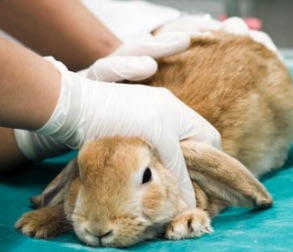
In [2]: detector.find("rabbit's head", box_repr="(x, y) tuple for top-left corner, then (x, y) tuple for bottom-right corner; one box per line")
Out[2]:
(64, 137), (186, 247)
(34, 137), (272, 247)
(58, 136), (271, 247)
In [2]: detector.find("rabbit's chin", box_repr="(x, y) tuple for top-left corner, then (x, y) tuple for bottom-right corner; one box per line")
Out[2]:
(72, 218), (166, 248)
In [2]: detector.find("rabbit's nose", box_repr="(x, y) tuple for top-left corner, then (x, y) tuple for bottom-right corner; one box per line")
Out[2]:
(85, 227), (113, 238)
(97, 230), (113, 239)
(97, 230), (113, 247)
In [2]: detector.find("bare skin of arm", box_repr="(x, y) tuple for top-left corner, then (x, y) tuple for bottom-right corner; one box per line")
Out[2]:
(0, 0), (121, 71)
(0, 127), (29, 172)
(0, 0), (122, 171)
(0, 37), (61, 171)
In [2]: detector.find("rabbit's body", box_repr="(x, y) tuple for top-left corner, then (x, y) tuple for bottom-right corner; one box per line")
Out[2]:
(149, 32), (293, 177)
(16, 32), (293, 247)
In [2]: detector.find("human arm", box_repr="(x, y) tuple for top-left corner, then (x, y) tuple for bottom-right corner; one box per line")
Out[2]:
(14, 55), (221, 207)
(0, 0), (121, 71)
(0, 34), (221, 206)
(0, 37), (61, 130)
(0, 35), (62, 170)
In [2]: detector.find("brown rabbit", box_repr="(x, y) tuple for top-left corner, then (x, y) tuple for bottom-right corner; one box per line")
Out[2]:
(15, 31), (293, 247)
(150, 31), (293, 177)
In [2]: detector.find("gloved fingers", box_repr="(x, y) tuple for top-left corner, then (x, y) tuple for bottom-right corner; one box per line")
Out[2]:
(221, 19), (282, 60)
(248, 30), (282, 59)
(222, 19), (282, 59)
(112, 31), (190, 59)
(166, 96), (222, 150)
(186, 129), (222, 151)
(157, 14), (221, 36)
(221, 17), (249, 35)
(179, 114), (222, 150)
(155, 136), (196, 208)
(87, 56), (158, 82)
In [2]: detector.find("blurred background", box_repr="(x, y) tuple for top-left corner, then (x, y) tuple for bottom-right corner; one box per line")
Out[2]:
(146, 0), (293, 49)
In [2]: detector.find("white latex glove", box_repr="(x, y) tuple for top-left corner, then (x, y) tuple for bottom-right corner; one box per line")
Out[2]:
(157, 14), (222, 36)
(157, 15), (282, 59)
(86, 31), (190, 82)
(221, 17), (282, 59)
(15, 57), (221, 208)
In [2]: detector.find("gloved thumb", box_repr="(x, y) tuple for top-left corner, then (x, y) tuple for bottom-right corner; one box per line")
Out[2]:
(87, 56), (157, 82)
(155, 136), (196, 208)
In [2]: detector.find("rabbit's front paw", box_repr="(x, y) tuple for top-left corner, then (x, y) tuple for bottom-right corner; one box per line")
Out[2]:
(15, 206), (69, 239)
(165, 208), (213, 240)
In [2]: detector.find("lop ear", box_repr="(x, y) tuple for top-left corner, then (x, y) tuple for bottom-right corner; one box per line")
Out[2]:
(180, 140), (272, 216)
(30, 159), (79, 208)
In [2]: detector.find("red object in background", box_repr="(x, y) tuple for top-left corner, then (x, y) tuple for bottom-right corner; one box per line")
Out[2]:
(218, 15), (262, 30)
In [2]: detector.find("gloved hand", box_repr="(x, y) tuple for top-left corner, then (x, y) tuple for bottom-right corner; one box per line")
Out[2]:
(156, 14), (221, 36)
(157, 15), (282, 59)
(86, 31), (191, 82)
(15, 56), (221, 208)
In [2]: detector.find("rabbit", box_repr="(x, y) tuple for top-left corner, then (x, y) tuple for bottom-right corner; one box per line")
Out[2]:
(15, 137), (272, 247)
(15, 31), (293, 247)
(149, 31), (293, 177)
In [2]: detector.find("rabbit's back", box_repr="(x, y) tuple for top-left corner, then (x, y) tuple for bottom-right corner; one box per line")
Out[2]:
(149, 32), (293, 176)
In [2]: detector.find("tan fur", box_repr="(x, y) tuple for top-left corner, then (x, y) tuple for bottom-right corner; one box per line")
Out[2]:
(15, 204), (70, 238)
(165, 208), (212, 240)
(149, 32), (293, 177)
(66, 138), (183, 247)
(181, 140), (272, 217)
(16, 32), (293, 247)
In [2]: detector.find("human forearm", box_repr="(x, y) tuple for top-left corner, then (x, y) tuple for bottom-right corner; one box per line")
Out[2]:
(0, 37), (61, 130)
(0, 127), (29, 172)
(0, 0), (121, 71)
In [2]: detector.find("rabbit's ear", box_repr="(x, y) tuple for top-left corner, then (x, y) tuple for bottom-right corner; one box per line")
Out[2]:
(181, 140), (273, 212)
(31, 159), (79, 208)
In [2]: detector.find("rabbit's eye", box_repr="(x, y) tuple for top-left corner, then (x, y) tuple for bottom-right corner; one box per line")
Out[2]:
(142, 167), (152, 184)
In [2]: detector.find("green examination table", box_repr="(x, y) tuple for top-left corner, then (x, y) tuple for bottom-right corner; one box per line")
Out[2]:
(1, 54), (293, 252)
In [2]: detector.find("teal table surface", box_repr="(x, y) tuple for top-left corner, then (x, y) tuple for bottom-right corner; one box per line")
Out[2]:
(1, 148), (293, 252)
(1, 55), (293, 252)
